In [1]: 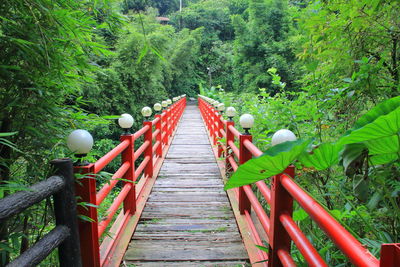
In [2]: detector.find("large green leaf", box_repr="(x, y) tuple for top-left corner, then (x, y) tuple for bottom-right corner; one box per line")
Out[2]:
(370, 153), (398, 165)
(224, 139), (310, 190)
(338, 96), (400, 145)
(364, 136), (399, 155)
(340, 143), (367, 172)
(298, 142), (342, 170)
(353, 96), (400, 130)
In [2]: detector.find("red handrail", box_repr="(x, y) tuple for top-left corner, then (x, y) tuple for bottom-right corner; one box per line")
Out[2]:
(96, 161), (130, 205)
(94, 140), (130, 173)
(197, 96), (399, 267)
(281, 174), (379, 266)
(74, 96), (187, 267)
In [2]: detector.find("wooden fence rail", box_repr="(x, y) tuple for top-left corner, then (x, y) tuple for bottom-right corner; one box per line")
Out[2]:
(0, 159), (81, 267)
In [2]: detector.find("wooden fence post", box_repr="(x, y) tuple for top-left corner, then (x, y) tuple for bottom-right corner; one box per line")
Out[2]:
(51, 158), (82, 267)
(268, 166), (295, 267)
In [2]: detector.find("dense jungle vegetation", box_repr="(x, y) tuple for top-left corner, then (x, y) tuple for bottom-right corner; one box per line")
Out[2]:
(0, 0), (399, 266)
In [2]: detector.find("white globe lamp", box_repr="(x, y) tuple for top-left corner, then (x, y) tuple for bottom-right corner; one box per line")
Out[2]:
(154, 103), (162, 113)
(271, 129), (297, 146)
(239, 114), (254, 135)
(67, 129), (94, 165)
(225, 107), (236, 121)
(118, 113), (134, 134)
(141, 106), (152, 120)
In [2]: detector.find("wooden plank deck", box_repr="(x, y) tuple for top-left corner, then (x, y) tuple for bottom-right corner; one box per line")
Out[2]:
(122, 103), (249, 266)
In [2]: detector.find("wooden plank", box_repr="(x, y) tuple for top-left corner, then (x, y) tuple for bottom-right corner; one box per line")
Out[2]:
(121, 260), (249, 266)
(125, 241), (248, 261)
(132, 231), (243, 241)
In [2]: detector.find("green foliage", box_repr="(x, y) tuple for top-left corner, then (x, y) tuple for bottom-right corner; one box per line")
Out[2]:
(299, 0), (400, 99)
(231, 0), (301, 92)
(225, 96), (400, 188)
(299, 143), (341, 171)
(225, 139), (310, 189)
(1, 0), (399, 265)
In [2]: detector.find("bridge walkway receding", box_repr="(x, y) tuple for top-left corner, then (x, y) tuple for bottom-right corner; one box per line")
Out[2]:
(122, 103), (249, 266)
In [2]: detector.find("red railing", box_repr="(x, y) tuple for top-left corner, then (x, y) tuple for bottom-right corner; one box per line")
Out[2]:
(74, 97), (186, 267)
(198, 96), (400, 267)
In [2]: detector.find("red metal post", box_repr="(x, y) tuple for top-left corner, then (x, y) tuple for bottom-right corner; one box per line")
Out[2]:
(380, 243), (400, 267)
(238, 134), (252, 214)
(206, 104), (212, 132)
(203, 101), (208, 128)
(226, 121), (235, 173)
(120, 134), (136, 215)
(162, 110), (168, 145)
(155, 114), (163, 157)
(170, 104), (175, 133)
(214, 109), (219, 146)
(167, 107), (172, 138)
(207, 104), (212, 132)
(210, 107), (216, 145)
(199, 98), (203, 117)
(209, 105), (213, 133)
(217, 114), (223, 157)
(74, 164), (100, 267)
(268, 166), (295, 267)
(143, 121), (154, 178)
(173, 103), (177, 131)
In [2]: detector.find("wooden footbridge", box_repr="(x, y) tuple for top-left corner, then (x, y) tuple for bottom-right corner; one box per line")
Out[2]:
(1, 96), (399, 267)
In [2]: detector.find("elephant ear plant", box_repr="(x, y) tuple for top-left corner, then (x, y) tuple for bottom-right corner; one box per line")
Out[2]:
(224, 96), (400, 190)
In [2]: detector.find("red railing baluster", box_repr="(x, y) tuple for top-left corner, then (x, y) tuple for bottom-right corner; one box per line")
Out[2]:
(238, 134), (252, 214)
(167, 106), (172, 138)
(226, 120), (235, 173)
(268, 166), (295, 267)
(162, 110), (168, 145)
(212, 108), (218, 146)
(380, 243), (400, 266)
(74, 164), (100, 267)
(155, 114), (163, 157)
(208, 105), (212, 135)
(170, 104), (175, 133)
(143, 120), (154, 178)
(120, 134), (136, 214)
(217, 114), (223, 157)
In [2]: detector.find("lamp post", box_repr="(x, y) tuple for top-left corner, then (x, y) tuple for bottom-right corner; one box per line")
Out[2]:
(271, 129), (297, 146)
(161, 100), (168, 110)
(217, 103), (225, 114)
(118, 113), (134, 135)
(239, 114), (254, 135)
(67, 129), (94, 166)
(154, 103), (162, 114)
(141, 106), (152, 121)
(226, 107), (236, 121)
